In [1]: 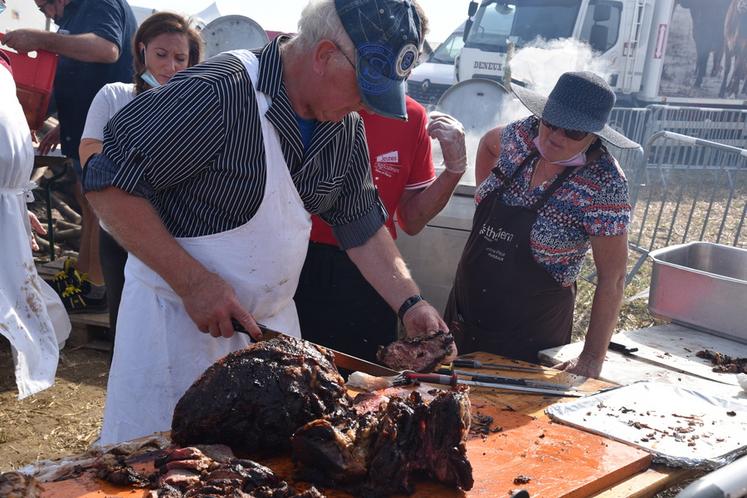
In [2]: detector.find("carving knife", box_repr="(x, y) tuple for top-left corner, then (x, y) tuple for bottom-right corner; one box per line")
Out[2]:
(404, 372), (586, 397)
(231, 319), (399, 376)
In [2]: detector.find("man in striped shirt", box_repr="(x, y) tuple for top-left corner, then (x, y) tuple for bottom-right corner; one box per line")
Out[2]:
(82, 0), (450, 443)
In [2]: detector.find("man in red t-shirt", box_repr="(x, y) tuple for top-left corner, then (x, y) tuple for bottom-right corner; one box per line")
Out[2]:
(294, 96), (466, 361)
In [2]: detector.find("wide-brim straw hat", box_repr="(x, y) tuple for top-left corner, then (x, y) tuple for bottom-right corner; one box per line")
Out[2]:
(512, 71), (640, 149)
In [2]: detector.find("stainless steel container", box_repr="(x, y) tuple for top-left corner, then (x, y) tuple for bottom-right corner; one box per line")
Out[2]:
(648, 242), (747, 343)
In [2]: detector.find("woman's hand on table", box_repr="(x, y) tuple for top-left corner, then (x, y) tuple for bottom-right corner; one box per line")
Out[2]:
(554, 354), (604, 379)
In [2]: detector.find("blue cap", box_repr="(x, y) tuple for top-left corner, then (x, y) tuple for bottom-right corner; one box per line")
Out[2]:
(335, 0), (421, 120)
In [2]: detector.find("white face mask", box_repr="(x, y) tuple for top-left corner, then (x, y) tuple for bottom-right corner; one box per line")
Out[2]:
(533, 136), (588, 167)
(141, 70), (161, 88)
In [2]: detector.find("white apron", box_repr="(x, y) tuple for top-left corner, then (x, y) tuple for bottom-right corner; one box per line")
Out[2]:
(100, 51), (312, 445)
(0, 65), (71, 399)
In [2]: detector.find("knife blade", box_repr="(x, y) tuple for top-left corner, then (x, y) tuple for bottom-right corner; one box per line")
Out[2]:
(436, 367), (579, 392)
(231, 319), (399, 376)
(404, 372), (586, 397)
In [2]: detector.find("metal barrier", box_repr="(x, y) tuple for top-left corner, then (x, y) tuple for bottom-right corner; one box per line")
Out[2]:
(645, 105), (747, 149)
(606, 105), (747, 175)
(625, 131), (747, 283)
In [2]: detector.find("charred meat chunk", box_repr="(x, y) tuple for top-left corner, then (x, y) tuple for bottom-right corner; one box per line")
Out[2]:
(152, 446), (324, 498)
(377, 331), (458, 372)
(94, 453), (153, 488)
(172, 336), (353, 452)
(0, 472), (44, 498)
(292, 390), (473, 497)
(696, 349), (747, 374)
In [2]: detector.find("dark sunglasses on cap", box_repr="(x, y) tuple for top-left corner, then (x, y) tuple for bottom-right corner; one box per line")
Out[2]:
(541, 118), (589, 141)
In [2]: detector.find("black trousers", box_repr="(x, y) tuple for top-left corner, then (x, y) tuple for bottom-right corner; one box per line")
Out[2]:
(294, 242), (397, 362)
(99, 228), (127, 338)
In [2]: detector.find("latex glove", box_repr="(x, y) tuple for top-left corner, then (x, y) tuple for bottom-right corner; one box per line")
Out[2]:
(402, 300), (448, 338)
(427, 111), (467, 174)
(28, 211), (46, 252)
(37, 124), (61, 156)
(2, 29), (46, 54)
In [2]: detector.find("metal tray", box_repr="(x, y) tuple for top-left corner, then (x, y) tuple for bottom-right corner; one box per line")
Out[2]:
(648, 242), (747, 343)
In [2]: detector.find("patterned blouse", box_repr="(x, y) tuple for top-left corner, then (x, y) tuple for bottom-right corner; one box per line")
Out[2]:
(475, 116), (630, 287)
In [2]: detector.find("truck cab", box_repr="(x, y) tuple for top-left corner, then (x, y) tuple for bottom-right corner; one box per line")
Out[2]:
(407, 24), (465, 106)
(456, 0), (665, 103)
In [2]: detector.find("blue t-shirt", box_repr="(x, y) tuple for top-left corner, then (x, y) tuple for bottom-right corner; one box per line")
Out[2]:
(54, 0), (137, 159)
(295, 114), (318, 152)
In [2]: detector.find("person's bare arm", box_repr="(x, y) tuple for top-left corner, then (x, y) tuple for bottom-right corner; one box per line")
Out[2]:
(396, 169), (463, 235)
(79, 139), (103, 168)
(475, 127), (504, 186)
(556, 234), (628, 378)
(86, 187), (262, 339)
(346, 226), (447, 336)
(397, 112), (466, 235)
(3, 30), (119, 63)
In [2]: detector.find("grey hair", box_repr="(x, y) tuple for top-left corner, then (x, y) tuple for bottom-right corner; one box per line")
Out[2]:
(291, 0), (355, 54)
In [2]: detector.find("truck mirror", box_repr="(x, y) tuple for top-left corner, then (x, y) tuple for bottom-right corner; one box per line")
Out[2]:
(463, 19), (473, 42)
(589, 24), (609, 52)
(594, 4), (612, 22)
(468, 1), (478, 17)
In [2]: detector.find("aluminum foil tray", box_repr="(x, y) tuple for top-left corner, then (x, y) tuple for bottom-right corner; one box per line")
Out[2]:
(546, 381), (747, 469)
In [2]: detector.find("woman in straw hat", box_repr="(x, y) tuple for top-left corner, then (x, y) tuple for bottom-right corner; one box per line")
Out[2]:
(445, 71), (640, 378)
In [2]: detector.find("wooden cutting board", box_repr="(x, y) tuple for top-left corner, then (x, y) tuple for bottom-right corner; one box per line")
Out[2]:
(40, 353), (651, 497)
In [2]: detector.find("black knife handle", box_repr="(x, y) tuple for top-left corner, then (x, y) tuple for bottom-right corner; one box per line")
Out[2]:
(608, 341), (639, 355)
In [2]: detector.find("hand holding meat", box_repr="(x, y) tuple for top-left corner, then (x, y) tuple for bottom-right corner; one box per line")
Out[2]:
(401, 300), (448, 337)
(179, 270), (262, 340)
(427, 111), (467, 174)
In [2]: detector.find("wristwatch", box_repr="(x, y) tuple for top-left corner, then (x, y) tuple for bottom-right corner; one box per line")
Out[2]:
(397, 294), (424, 322)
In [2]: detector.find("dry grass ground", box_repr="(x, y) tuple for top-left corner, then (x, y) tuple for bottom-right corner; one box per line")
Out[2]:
(0, 333), (109, 471)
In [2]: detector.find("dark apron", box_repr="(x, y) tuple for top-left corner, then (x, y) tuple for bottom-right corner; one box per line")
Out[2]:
(445, 153), (577, 362)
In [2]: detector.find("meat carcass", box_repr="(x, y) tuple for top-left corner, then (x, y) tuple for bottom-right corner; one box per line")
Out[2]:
(376, 331), (458, 372)
(172, 336), (353, 452)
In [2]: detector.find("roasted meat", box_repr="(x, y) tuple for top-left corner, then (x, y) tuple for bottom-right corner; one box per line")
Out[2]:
(0, 472), (43, 498)
(172, 336), (353, 452)
(376, 331), (458, 372)
(146, 445), (325, 498)
(171, 335), (473, 496)
(292, 390), (473, 497)
(94, 453), (153, 488)
(696, 349), (747, 373)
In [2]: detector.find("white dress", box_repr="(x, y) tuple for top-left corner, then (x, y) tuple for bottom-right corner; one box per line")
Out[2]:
(0, 63), (71, 399)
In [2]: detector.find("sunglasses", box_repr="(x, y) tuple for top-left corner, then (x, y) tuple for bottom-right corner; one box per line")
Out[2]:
(541, 118), (589, 141)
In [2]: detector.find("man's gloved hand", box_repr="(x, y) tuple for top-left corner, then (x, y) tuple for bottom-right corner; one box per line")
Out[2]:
(427, 111), (467, 174)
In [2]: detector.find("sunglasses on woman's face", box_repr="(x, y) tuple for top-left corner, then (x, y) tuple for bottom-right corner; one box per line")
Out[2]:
(541, 118), (589, 141)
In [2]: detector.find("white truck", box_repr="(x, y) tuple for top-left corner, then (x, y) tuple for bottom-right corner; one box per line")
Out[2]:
(455, 0), (747, 107)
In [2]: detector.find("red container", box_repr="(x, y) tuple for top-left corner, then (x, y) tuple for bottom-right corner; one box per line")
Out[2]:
(0, 32), (58, 131)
